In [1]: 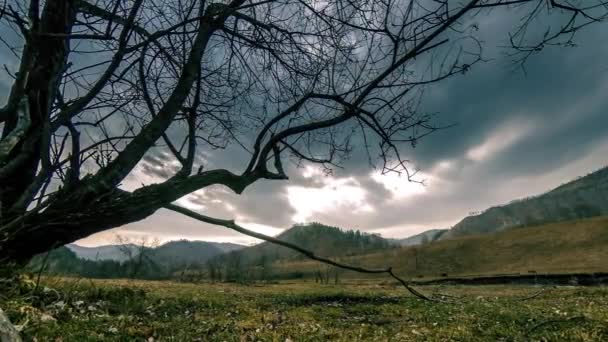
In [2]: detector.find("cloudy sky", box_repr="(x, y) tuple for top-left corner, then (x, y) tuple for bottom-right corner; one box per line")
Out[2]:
(71, 13), (608, 247)
(2, 3), (607, 247)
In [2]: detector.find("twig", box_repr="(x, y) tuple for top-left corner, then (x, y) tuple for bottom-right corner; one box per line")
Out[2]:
(33, 249), (52, 294)
(514, 287), (552, 301)
(525, 315), (587, 337)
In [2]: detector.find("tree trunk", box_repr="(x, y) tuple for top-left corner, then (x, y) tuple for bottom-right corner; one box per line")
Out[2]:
(1, 161), (249, 265)
(0, 186), (168, 264)
(0, 0), (77, 215)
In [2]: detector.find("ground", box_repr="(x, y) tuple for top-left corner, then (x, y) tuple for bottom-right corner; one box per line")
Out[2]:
(1, 277), (607, 341)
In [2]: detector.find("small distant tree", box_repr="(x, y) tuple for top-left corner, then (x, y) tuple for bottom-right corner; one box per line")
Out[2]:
(206, 259), (222, 283)
(315, 264), (336, 285)
(178, 262), (192, 282)
(413, 247), (420, 273)
(420, 235), (430, 245)
(115, 235), (159, 278)
(225, 251), (250, 284)
(333, 267), (341, 285)
(314, 268), (325, 285)
(258, 255), (273, 283)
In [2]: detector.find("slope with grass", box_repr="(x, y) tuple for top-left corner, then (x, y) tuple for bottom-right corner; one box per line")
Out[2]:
(270, 216), (608, 279)
(391, 229), (447, 246)
(439, 166), (608, 240)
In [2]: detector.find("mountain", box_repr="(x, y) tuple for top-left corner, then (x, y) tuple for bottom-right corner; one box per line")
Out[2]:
(66, 240), (244, 268)
(32, 240), (245, 279)
(393, 229), (447, 246)
(148, 240), (244, 269)
(438, 166), (608, 240)
(66, 243), (139, 262)
(219, 223), (393, 266)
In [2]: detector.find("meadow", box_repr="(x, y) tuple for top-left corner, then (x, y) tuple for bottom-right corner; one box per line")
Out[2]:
(1, 277), (607, 341)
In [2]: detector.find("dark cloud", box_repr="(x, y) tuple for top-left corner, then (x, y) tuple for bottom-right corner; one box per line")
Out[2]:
(3, 6), (604, 245)
(92, 16), (608, 244)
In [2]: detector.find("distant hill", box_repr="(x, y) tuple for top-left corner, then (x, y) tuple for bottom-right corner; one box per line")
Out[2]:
(148, 240), (243, 269)
(67, 240), (243, 264)
(32, 240), (245, 279)
(393, 229), (447, 246)
(439, 166), (608, 240)
(219, 223), (393, 266)
(66, 244), (139, 262)
(270, 216), (608, 279)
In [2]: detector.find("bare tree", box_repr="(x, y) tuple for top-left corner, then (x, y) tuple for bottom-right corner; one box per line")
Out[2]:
(257, 254), (273, 283)
(114, 234), (159, 278)
(420, 234), (429, 245)
(0, 0), (606, 267)
(206, 258), (222, 283)
(315, 264), (339, 285)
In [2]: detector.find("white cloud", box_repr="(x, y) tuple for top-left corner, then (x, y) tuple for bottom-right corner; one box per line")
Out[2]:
(466, 118), (536, 162)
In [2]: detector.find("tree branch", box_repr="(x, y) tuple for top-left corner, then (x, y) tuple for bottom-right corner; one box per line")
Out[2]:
(164, 203), (436, 301)
(89, 8), (219, 190)
(52, 0), (145, 130)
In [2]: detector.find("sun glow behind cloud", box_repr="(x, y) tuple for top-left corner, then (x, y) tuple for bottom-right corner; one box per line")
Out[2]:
(370, 171), (428, 199)
(235, 222), (285, 242)
(286, 168), (374, 223)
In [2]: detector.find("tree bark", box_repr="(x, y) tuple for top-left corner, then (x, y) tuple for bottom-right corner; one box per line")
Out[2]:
(0, 168), (256, 264)
(0, 0), (77, 215)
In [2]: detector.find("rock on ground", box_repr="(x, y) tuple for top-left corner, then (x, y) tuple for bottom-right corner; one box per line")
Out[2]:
(0, 308), (22, 342)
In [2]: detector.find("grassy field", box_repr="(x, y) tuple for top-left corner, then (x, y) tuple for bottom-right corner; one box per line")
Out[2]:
(1, 277), (607, 341)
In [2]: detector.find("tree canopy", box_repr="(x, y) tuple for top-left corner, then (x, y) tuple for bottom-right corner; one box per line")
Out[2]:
(0, 0), (606, 263)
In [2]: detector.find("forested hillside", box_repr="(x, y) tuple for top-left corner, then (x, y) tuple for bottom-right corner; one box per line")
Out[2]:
(28, 247), (165, 279)
(218, 223), (392, 264)
(439, 166), (608, 239)
(28, 240), (244, 279)
(66, 244), (139, 262)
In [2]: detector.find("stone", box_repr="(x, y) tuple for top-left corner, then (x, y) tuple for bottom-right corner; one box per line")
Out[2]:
(0, 308), (22, 342)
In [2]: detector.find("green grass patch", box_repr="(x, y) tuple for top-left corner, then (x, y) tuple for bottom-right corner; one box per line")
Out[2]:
(1, 277), (607, 341)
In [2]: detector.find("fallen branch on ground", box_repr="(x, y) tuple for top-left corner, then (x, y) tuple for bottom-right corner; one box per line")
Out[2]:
(514, 286), (553, 302)
(525, 315), (587, 337)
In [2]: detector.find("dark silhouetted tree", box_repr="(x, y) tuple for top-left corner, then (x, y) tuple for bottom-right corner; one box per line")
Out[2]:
(0, 0), (606, 264)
